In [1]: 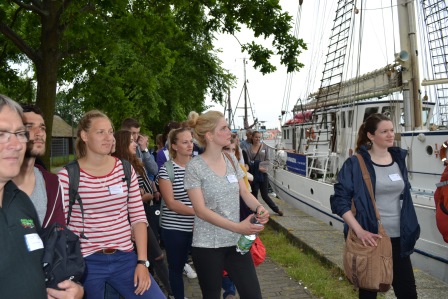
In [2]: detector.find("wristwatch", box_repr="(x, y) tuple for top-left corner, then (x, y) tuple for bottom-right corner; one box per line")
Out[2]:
(137, 260), (150, 267)
(142, 148), (149, 153)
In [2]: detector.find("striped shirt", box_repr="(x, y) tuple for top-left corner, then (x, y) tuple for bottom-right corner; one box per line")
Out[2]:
(58, 158), (148, 257)
(157, 161), (194, 232)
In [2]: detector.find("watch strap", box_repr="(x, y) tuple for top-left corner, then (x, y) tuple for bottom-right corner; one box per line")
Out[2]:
(137, 260), (150, 267)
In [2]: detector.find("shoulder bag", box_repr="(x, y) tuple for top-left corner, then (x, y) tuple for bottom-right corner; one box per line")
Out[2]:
(343, 154), (393, 292)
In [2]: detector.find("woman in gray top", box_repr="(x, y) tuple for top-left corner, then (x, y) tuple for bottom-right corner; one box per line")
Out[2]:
(248, 131), (283, 216)
(184, 111), (269, 299)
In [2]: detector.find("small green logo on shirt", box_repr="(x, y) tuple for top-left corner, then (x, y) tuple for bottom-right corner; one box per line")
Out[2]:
(20, 219), (35, 228)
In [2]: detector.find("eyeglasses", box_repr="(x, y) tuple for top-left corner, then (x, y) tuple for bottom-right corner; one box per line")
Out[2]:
(0, 130), (29, 144)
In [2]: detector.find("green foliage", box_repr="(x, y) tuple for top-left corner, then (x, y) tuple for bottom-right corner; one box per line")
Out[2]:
(0, 0), (306, 140)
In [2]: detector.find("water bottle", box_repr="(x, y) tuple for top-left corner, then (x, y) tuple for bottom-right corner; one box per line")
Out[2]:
(236, 214), (261, 254)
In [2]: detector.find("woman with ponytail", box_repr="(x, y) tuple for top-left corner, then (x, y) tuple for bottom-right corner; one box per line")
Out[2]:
(331, 113), (420, 299)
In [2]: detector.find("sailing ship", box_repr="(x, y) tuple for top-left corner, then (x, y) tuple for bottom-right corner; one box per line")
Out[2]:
(267, 0), (448, 283)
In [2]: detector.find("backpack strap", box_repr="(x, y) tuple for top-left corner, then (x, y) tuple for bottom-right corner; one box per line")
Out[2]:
(163, 160), (175, 183)
(436, 180), (448, 188)
(163, 148), (170, 161)
(120, 158), (132, 201)
(223, 152), (237, 172)
(159, 160), (175, 226)
(64, 160), (87, 239)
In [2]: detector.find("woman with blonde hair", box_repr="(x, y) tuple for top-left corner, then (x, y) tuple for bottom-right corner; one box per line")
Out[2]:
(184, 110), (269, 299)
(157, 126), (196, 299)
(58, 110), (165, 299)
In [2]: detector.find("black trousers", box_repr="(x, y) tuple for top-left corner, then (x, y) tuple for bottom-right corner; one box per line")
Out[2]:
(251, 173), (279, 213)
(359, 237), (417, 299)
(191, 246), (262, 299)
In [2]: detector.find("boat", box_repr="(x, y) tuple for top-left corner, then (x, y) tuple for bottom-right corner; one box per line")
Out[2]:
(266, 0), (448, 283)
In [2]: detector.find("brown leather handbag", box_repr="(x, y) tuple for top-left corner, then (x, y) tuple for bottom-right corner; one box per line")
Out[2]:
(343, 154), (393, 292)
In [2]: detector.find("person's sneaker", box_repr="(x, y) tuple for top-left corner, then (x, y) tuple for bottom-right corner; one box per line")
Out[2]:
(183, 263), (197, 279)
(277, 210), (284, 216)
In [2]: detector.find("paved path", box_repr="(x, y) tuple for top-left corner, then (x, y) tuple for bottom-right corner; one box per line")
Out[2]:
(182, 257), (314, 299)
(262, 195), (448, 299)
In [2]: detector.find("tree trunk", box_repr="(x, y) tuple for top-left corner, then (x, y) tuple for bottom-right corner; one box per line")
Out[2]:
(35, 2), (62, 170)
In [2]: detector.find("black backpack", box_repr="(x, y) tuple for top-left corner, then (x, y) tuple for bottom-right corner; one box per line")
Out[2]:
(64, 158), (132, 237)
(39, 222), (85, 289)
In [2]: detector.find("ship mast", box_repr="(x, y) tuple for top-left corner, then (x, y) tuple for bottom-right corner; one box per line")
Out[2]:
(243, 58), (249, 129)
(397, 0), (422, 130)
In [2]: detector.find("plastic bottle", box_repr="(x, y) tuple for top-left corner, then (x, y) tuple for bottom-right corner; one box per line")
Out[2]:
(236, 214), (262, 254)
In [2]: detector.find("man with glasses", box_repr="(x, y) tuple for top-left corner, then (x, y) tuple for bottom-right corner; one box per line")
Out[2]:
(0, 95), (82, 299)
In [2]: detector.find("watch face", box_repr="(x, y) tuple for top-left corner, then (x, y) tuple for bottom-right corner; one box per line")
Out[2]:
(138, 260), (150, 267)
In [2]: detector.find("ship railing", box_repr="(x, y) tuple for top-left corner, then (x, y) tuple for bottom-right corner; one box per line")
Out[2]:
(306, 152), (339, 183)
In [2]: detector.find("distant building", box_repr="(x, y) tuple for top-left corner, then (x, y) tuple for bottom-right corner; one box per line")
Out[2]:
(51, 115), (76, 159)
(264, 129), (281, 140)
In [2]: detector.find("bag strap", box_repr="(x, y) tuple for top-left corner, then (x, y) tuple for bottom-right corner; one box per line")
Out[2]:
(120, 158), (132, 200)
(355, 154), (381, 222)
(163, 160), (175, 183)
(159, 160), (175, 226)
(64, 160), (87, 239)
(252, 144), (262, 161)
(223, 152), (237, 172)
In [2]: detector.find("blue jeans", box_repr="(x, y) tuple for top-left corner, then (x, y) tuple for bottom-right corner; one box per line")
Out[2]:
(83, 250), (165, 299)
(161, 228), (193, 299)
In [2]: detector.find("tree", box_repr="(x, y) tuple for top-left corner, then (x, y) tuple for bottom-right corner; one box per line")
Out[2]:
(0, 0), (306, 166)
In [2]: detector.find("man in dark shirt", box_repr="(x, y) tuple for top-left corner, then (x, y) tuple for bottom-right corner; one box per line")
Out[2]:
(0, 94), (47, 299)
(0, 95), (83, 299)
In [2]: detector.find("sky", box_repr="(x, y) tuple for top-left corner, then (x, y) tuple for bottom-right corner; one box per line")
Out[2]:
(205, 0), (406, 130)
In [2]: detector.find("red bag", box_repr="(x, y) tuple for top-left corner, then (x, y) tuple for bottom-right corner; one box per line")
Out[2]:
(434, 164), (448, 243)
(250, 236), (266, 266)
(223, 236), (266, 277)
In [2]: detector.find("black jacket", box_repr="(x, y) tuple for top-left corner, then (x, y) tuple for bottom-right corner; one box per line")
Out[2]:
(0, 181), (46, 298)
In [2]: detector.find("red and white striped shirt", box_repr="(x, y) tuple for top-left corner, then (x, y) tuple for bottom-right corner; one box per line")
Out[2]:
(58, 158), (148, 257)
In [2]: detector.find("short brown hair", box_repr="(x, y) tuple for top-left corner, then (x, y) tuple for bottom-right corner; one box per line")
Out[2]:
(121, 118), (140, 130)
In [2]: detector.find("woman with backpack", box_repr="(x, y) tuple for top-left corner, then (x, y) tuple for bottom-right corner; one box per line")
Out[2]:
(58, 110), (165, 299)
(157, 125), (196, 299)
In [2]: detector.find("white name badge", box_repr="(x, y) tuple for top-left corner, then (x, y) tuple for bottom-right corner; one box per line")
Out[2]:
(25, 233), (44, 252)
(109, 184), (124, 194)
(389, 173), (402, 181)
(227, 175), (238, 183)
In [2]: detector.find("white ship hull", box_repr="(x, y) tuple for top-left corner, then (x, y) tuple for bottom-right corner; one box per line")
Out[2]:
(267, 124), (448, 283)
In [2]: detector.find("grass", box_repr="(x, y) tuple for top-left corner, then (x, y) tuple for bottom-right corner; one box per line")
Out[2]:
(261, 225), (358, 299)
(51, 154), (74, 167)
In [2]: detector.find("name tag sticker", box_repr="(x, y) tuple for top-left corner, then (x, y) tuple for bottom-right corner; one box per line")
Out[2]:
(25, 233), (44, 252)
(109, 184), (124, 194)
(389, 173), (402, 181)
(227, 175), (238, 183)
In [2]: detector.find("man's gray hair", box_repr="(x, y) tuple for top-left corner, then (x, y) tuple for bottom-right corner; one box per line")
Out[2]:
(0, 94), (23, 118)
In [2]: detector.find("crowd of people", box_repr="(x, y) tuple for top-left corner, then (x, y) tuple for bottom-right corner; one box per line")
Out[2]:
(0, 90), (423, 299)
(0, 94), (279, 299)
